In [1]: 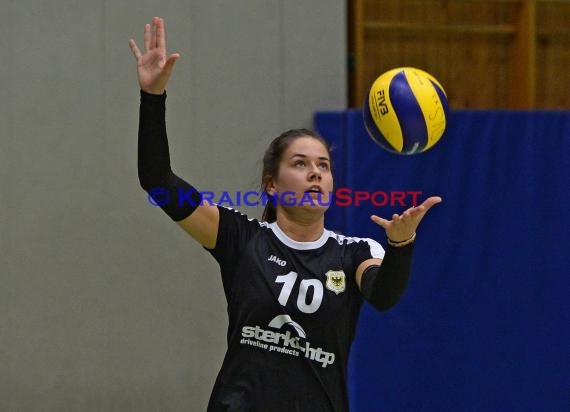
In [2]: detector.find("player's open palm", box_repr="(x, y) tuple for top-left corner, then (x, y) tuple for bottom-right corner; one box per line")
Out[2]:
(371, 196), (442, 242)
(129, 17), (180, 95)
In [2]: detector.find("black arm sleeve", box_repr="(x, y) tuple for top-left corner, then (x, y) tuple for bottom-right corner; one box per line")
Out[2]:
(138, 90), (201, 221)
(360, 243), (414, 311)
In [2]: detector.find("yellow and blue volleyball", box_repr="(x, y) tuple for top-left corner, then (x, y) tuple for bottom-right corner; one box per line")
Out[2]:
(363, 67), (449, 155)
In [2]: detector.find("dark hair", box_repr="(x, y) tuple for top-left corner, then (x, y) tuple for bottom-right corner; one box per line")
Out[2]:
(261, 128), (333, 222)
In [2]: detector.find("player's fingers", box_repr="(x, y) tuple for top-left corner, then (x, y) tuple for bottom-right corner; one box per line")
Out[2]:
(129, 39), (142, 60)
(163, 53), (180, 75)
(421, 196), (443, 213)
(406, 204), (425, 218)
(151, 17), (158, 49)
(143, 23), (151, 51)
(370, 215), (390, 229)
(157, 17), (166, 50)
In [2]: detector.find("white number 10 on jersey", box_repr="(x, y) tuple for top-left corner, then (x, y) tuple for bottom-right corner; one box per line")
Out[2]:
(275, 272), (324, 314)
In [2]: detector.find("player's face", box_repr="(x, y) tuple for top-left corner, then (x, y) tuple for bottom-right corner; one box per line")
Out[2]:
(267, 137), (333, 215)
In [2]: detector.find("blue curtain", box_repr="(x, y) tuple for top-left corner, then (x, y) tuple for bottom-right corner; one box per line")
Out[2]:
(315, 110), (570, 412)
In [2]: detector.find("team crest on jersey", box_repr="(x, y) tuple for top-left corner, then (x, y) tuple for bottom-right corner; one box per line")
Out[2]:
(325, 270), (346, 295)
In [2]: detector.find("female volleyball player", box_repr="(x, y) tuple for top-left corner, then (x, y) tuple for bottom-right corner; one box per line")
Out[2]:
(130, 17), (441, 412)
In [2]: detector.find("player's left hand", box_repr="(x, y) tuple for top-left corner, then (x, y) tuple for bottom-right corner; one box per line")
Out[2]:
(370, 196), (442, 243)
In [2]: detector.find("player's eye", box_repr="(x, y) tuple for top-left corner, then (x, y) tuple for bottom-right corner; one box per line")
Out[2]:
(318, 162), (330, 171)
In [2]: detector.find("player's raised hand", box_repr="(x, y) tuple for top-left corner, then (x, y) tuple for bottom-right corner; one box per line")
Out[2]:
(370, 196), (442, 244)
(128, 17), (180, 95)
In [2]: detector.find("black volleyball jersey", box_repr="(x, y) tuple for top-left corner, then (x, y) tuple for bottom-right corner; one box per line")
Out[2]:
(206, 206), (384, 412)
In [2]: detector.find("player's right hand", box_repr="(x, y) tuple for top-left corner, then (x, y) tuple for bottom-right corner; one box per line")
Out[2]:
(128, 17), (180, 95)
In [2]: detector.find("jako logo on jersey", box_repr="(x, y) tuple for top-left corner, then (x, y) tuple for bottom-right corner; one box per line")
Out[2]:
(240, 315), (335, 368)
(268, 255), (287, 267)
(325, 270), (346, 295)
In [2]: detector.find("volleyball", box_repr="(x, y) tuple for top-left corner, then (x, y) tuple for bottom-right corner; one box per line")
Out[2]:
(363, 67), (449, 155)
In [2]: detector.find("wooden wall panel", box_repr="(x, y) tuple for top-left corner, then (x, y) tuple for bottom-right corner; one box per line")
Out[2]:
(536, 1), (570, 108)
(349, 0), (570, 109)
(361, 28), (512, 108)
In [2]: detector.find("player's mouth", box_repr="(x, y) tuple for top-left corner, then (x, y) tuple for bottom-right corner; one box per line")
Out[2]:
(305, 185), (323, 194)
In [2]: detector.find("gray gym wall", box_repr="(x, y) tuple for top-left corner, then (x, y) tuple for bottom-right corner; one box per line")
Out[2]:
(1, 1), (346, 410)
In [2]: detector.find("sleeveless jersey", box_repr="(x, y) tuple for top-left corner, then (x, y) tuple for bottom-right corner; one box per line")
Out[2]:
(206, 206), (384, 412)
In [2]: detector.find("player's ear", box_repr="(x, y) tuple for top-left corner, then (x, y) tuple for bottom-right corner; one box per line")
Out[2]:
(264, 175), (277, 196)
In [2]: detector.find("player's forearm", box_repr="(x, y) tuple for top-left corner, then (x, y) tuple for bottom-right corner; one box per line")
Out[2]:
(138, 90), (174, 188)
(137, 90), (201, 221)
(360, 243), (413, 311)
